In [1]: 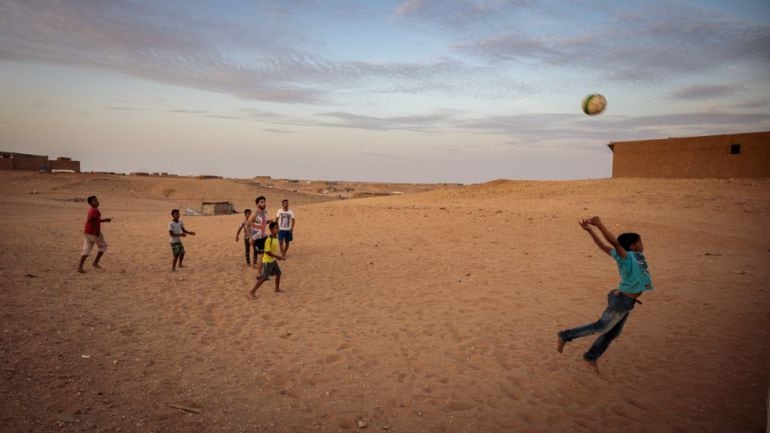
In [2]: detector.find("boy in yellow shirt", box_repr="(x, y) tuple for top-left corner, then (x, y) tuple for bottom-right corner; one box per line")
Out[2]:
(248, 222), (285, 298)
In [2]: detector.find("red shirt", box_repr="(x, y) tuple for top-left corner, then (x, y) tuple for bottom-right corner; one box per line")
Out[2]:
(84, 207), (101, 235)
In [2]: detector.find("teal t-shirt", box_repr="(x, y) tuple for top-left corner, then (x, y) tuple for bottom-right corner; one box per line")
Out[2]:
(611, 249), (654, 294)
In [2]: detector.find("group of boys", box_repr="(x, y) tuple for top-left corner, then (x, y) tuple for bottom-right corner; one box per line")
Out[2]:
(76, 196), (652, 373)
(236, 196), (296, 297)
(77, 195), (295, 281)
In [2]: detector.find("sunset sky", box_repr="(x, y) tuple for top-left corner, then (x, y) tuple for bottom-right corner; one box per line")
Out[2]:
(1, 0), (769, 183)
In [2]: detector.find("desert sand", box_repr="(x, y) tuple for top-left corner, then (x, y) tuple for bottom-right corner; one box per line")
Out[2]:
(1, 171), (768, 433)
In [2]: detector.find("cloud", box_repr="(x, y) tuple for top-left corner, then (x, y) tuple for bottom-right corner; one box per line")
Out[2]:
(447, 2), (770, 83)
(262, 128), (294, 134)
(669, 85), (738, 100)
(395, 0), (425, 17)
(315, 110), (464, 132)
(166, 109), (207, 114)
(731, 93), (770, 109)
(0, 0), (531, 104)
(105, 106), (149, 111)
(0, 1), (322, 102)
(2, 0), (768, 117)
(303, 106), (770, 148)
(393, 0), (535, 31)
(459, 110), (770, 144)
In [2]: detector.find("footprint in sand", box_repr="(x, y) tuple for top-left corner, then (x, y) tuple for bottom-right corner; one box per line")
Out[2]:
(324, 354), (341, 364)
(445, 401), (474, 411)
(497, 383), (521, 402)
(336, 342), (351, 351)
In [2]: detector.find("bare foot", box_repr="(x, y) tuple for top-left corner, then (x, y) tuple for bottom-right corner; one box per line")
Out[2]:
(77, 268), (86, 274)
(584, 358), (600, 375)
(92, 263), (103, 270)
(247, 292), (257, 299)
(275, 289), (283, 293)
(557, 336), (566, 353)
(178, 264), (185, 268)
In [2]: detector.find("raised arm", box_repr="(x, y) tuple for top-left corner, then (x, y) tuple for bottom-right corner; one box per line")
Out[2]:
(589, 216), (626, 258)
(580, 218), (612, 255)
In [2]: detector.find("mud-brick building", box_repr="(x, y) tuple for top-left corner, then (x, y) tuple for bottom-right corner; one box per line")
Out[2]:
(0, 151), (81, 172)
(608, 131), (770, 178)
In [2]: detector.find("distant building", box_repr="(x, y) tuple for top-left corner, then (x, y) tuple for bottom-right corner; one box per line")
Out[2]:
(201, 201), (235, 215)
(0, 151), (81, 172)
(608, 131), (770, 178)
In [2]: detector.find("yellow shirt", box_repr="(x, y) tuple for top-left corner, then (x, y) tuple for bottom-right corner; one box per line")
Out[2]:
(263, 236), (280, 263)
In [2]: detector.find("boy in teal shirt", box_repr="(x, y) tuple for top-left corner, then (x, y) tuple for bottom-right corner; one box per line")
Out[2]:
(557, 216), (654, 373)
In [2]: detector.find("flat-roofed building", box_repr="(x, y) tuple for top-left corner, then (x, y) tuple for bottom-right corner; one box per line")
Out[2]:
(608, 131), (770, 178)
(0, 151), (81, 172)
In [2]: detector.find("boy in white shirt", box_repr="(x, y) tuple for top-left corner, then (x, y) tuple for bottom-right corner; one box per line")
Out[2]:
(169, 209), (195, 271)
(276, 199), (296, 257)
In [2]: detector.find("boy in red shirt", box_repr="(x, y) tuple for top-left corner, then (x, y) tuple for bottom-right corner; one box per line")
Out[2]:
(77, 196), (112, 273)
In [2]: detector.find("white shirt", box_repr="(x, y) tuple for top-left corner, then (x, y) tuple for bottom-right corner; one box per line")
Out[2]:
(169, 220), (185, 243)
(276, 209), (295, 231)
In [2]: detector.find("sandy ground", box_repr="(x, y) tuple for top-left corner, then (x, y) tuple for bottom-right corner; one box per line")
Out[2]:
(1, 171), (768, 433)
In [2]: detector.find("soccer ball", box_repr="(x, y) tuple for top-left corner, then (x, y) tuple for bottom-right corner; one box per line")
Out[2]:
(582, 94), (607, 115)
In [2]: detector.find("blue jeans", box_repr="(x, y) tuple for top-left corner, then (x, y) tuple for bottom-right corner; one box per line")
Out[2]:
(559, 290), (637, 361)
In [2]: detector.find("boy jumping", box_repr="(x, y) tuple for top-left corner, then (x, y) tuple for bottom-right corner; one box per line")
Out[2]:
(557, 216), (654, 373)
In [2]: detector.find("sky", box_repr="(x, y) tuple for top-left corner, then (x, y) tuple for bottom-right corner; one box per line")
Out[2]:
(1, 0), (769, 183)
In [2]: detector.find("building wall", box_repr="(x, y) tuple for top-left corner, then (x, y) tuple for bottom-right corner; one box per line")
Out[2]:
(11, 155), (50, 171)
(611, 132), (770, 178)
(202, 203), (234, 215)
(0, 152), (81, 172)
(50, 159), (81, 172)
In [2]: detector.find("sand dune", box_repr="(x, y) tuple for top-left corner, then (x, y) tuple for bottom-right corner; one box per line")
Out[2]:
(1, 172), (768, 432)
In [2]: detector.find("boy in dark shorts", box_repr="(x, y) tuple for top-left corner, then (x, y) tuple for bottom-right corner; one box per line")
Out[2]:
(169, 209), (195, 271)
(235, 209), (253, 266)
(276, 199), (296, 257)
(248, 222), (285, 298)
(557, 216), (654, 374)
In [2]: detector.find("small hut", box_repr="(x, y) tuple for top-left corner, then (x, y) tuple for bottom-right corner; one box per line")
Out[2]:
(201, 201), (235, 215)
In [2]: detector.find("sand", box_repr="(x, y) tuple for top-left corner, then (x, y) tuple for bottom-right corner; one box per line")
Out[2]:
(1, 171), (768, 433)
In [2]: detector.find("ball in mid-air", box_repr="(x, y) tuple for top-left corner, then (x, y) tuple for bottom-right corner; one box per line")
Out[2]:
(582, 93), (607, 115)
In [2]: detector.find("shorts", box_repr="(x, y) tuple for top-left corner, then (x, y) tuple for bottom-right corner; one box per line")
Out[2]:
(260, 261), (281, 280)
(82, 233), (108, 256)
(278, 230), (293, 242)
(253, 237), (266, 254)
(171, 241), (185, 257)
